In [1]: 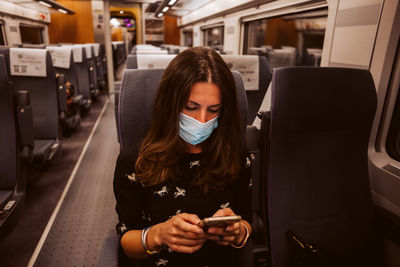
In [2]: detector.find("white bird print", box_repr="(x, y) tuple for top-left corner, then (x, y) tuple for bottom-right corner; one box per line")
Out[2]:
(154, 186), (169, 197)
(174, 187), (186, 198)
(156, 259), (168, 266)
(127, 172), (136, 182)
(220, 202), (230, 209)
(189, 160), (200, 168)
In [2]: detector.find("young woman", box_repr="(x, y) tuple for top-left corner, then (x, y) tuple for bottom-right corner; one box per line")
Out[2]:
(114, 47), (252, 266)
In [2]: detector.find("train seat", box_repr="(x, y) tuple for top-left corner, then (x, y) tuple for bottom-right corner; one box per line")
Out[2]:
(47, 46), (82, 135)
(0, 54), (32, 239)
(101, 68), (253, 266)
(126, 54), (176, 69)
(82, 44), (99, 100)
(88, 43), (106, 91)
(63, 45), (92, 114)
(0, 47), (61, 166)
(221, 55), (271, 123)
(267, 67), (378, 267)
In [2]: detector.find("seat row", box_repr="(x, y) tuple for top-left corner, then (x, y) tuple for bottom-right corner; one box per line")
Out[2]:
(102, 64), (379, 266)
(0, 43), (108, 240)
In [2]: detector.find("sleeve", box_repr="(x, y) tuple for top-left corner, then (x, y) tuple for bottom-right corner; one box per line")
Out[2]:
(113, 146), (148, 238)
(233, 152), (253, 224)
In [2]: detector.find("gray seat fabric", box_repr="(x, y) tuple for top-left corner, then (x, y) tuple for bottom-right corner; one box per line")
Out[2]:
(0, 47), (61, 166)
(268, 67), (378, 267)
(99, 234), (119, 267)
(0, 54), (27, 239)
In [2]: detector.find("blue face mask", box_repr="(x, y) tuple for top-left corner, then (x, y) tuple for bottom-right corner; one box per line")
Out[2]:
(179, 113), (219, 145)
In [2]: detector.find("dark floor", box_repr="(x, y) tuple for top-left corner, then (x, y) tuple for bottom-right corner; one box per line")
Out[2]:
(0, 94), (109, 267)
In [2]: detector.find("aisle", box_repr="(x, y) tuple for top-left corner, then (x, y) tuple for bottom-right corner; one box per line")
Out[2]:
(31, 101), (120, 266)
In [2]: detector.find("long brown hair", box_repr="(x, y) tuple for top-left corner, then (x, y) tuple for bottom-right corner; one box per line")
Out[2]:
(135, 47), (244, 192)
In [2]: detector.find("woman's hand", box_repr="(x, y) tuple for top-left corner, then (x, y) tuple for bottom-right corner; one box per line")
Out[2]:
(205, 208), (246, 246)
(149, 213), (207, 254)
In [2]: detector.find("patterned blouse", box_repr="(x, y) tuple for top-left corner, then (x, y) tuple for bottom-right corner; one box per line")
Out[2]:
(113, 145), (253, 267)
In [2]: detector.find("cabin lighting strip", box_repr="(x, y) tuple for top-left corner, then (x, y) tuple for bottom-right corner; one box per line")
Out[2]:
(34, 0), (75, 15)
(155, 0), (178, 18)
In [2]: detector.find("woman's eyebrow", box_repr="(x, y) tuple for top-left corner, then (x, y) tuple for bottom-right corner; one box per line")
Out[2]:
(187, 100), (200, 106)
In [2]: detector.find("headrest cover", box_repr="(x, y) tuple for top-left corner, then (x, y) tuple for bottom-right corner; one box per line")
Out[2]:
(47, 46), (71, 69)
(10, 48), (47, 77)
(82, 44), (92, 59)
(89, 43), (100, 57)
(62, 45), (83, 63)
(136, 50), (168, 55)
(137, 54), (176, 69)
(222, 55), (259, 91)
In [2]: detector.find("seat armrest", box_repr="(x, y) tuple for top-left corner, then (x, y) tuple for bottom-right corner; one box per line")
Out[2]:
(99, 233), (119, 267)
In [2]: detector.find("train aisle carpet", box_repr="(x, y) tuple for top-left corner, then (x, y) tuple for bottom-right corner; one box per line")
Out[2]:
(31, 99), (119, 266)
(0, 94), (111, 266)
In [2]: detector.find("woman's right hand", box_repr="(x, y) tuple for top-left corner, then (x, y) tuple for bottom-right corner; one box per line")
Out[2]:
(149, 213), (207, 254)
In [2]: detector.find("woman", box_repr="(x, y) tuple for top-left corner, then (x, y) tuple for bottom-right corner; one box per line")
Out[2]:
(114, 47), (252, 266)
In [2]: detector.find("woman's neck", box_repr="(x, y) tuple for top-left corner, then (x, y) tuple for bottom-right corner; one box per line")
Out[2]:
(186, 143), (202, 154)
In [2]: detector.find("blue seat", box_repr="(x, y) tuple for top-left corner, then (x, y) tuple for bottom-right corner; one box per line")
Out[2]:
(0, 47), (61, 166)
(0, 54), (32, 239)
(267, 67), (378, 267)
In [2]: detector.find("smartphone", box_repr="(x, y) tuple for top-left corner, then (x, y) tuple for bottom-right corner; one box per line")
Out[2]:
(197, 215), (241, 228)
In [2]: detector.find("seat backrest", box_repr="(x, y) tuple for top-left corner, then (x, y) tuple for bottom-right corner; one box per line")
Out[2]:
(0, 47), (59, 140)
(126, 54), (176, 70)
(47, 46), (80, 97)
(267, 67), (377, 267)
(68, 45), (91, 100)
(118, 69), (248, 150)
(221, 55), (271, 123)
(0, 55), (17, 190)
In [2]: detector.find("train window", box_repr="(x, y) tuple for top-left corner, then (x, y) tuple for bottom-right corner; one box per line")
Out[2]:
(19, 24), (44, 44)
(0, 21), (5, 45)
(203, 26), (224, 52)
(183, 30), (193, 47)
(243, 9), (327, 68)
(385, 41), (400, 160)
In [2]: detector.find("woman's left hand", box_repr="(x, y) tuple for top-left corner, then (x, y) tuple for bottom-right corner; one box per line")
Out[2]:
(205, 208), (245, 246)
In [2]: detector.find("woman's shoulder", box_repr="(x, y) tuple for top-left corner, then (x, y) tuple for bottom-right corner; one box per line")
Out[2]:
(116, 143), (141, 171)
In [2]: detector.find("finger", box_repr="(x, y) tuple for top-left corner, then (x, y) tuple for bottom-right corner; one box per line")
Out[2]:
(212, 208), (234, 217)
(226, 222), (240, 232)
(173, 214), (203, 234)
(206, 226), (227, 235)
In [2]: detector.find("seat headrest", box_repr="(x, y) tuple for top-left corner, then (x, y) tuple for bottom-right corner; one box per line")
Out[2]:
(62, 45), (83, 63)
(10, 48), (47, 77)
(136, 54), (176, 69)
(221, 55), (260, 91)
(82, 44), (93, 59)
(87, 43), (100, 57)
(47, 46), (72, 69)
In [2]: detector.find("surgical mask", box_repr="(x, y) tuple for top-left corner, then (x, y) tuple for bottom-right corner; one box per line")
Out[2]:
(179, 113), (219, 145)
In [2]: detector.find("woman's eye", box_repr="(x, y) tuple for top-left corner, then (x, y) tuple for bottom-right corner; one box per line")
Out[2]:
(185, 106), (198, 111)
(208, 108), (220, 114)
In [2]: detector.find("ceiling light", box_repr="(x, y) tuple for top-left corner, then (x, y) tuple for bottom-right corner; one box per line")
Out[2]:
(120, 11), (124, 14)
(58, 9), (67, 14)
(157, 13), (164, 18)
(38, 1), (51, 7)
(162, 6), (169, 12)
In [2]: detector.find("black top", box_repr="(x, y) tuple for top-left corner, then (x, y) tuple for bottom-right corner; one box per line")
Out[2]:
(113, 145), (253, 267)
